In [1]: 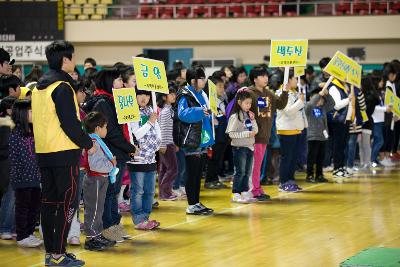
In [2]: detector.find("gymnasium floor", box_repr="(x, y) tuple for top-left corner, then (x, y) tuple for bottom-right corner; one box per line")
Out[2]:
(1, 167), (400, 267)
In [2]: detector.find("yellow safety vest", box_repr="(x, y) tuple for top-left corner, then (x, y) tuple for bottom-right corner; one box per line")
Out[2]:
(32, 81), (80, 153)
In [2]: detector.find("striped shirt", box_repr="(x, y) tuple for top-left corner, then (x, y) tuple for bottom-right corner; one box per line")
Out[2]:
(349, 90), (366, 134)
(159, 104), (174, 148)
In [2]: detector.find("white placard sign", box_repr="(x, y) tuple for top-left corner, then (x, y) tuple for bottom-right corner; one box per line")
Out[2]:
(0, 42), (52, 61)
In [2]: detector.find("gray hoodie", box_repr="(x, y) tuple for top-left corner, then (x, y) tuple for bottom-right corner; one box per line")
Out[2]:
(305, 94), (335, 141)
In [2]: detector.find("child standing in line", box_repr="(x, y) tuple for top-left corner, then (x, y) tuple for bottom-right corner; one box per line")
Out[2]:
(9, 100), (43, 248)
(276, 71), (306, 192)
(305, 87), (335, 183)
(248, 66), (288, 201)
(226, 89), (258, 203)
(204, 76), (229, 190)
(157, 85), (178, 201)
(127, 89), (161, 230)
(82, 111), (118, 251)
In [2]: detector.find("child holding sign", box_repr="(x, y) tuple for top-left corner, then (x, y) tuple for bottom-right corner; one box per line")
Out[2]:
(276, 71), (306, 192)
(127, 89), (161, 230)
(226, 89), (258, 203)
(248, 66), (288, 201)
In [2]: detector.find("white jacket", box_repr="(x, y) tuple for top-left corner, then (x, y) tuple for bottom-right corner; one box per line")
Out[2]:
(276, 89), (307, 131)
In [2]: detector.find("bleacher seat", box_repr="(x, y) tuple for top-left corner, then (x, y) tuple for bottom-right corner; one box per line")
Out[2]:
(96, 4), (108, 15)
(64, 0), (74, 5)
(75, 0), (86, 5)
(69, 4), (81, 15)
(77, 14), (89, 19)
(100, 0), (112, 4)
(88, 0), (100, 4)
(64, 14), (77, 20)
(83, 4), (95, 14)
(91, 14), (103, 19)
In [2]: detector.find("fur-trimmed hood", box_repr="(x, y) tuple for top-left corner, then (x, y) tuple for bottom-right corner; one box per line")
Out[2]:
(0, 116), (15, 129)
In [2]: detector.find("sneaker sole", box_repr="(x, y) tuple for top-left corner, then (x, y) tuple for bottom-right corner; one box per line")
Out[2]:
(186, 212), (213, 216)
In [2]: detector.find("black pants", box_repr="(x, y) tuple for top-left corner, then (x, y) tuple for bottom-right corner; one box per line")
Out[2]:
(0, 159), (10, 208)
(332, 123), (349, 170)
(41, 165), (79, 254)
(15, 187), (41, 241)
(307, 140), (325, 177)
(205, 143), (227, 183)
(392, 121), (400, 153)
(185, 154), (206, 206)
(382, 123), (394, 153)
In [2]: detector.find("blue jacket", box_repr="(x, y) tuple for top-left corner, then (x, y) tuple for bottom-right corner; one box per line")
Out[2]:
(178, 86), (215, 149)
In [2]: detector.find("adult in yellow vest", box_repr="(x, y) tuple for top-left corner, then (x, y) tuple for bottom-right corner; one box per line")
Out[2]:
(32, 41), (93, 267)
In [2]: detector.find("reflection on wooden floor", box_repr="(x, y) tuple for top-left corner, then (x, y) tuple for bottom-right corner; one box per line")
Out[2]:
(1, 167), (400, 267)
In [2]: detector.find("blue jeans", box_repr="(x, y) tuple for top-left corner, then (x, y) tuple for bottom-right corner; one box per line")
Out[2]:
(173, 150), (187, 190)
(232, 147), (254, 194)
(297, 129), (308, 167)
(130, 171), (156, 225)
(0, 183), (15, 233)
(279, 134), (301, 185)
(371, 123), (384, 162)
(102, 162), (125, 229)
(346, 134), (358, 168)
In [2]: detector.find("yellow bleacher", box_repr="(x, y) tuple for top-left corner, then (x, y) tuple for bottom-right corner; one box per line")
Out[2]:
(64, 0), (111, 20)
(83, 4), (95, 15)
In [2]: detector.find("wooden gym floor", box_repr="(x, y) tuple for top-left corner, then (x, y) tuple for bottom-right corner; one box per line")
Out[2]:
(1, 167), (400, 267)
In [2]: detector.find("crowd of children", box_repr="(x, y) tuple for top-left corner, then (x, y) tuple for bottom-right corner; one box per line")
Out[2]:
(1, 43), (400, 266)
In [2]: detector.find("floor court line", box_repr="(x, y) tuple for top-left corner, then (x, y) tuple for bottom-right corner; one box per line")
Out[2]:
(28, 182), (326, 267)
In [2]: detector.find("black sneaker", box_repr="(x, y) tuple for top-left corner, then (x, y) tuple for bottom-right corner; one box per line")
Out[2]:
(186, 204), (212, 215)
(214, 181), (228, 189)
(204, 182), (222, 189)
(84, 238), (106, 251)
(152, 201), (159, 209)
(95, 234), (116, 247)
(198, 203), (214, 214)
(261, 178), (273, 185)
(65, 253), (85, 266)
(255, 194), (270, 202)
(316, 175), (329, 183)
(305, 175), (317, 183)
(45, 253), (85, 267)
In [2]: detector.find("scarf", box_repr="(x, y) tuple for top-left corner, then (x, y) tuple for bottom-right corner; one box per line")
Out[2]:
(89, 133), (119, 184)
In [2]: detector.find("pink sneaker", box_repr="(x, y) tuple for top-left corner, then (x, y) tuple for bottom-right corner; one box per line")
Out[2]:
(149, 220), (160, 228)
(159, 195), (178, 201)
(118, 202), (130, 213)
(135, 221), (157, 231)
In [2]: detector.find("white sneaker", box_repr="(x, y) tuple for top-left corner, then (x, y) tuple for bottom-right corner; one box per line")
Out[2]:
(231, 193), (246, 203)
(0, 232), (13, 240)
(323, 166), (334, 172)
(346, 167), (354, 175)
(68, 236), (80, 245)
(241, 192), (257, 203)
(17, 236), (42, 248)
(172, 189), (182, 198)
(381, 158), (396, 167)
(179, 187), (186, 196)
(333, 168), (346, 178)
